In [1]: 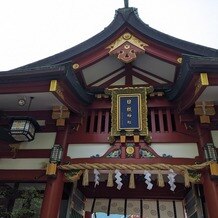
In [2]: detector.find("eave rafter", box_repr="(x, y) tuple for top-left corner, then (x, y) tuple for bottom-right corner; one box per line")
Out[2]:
(49, 80), (85, 114)
(177, 73), (209, 113)
(144, 43), (182, 65)
(72, 47), (109, 71)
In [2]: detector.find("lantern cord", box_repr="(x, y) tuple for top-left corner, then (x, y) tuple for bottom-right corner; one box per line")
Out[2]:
(27, 97), (34, 111)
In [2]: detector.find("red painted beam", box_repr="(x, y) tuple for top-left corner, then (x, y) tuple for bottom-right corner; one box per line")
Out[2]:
(0, 149), (51, 159)
(130, 30), (181, 65)
(68, 132), (109, 144)
(0, 81), (50, 94)
(77, 181), (189, 200)
(64, 157), (199, 165)
(0, 170), (47, 181)
(208, 73), (218, 85)
(72, 48), (109, 71)
(150, 132), (198, 143)
(145, 45), (180, 65)
(88, 95), (174, 109)
(68, 131), (198, 144)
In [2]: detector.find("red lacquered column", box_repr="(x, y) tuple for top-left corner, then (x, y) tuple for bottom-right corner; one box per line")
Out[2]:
(196, 122), (218, 218)
(202, 171), (218, 218)
(40, 124), (70, 218)
(85, 211), (92, 218)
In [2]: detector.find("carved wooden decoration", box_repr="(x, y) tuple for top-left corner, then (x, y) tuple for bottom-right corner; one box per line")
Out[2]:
(107, 32), (148, 63)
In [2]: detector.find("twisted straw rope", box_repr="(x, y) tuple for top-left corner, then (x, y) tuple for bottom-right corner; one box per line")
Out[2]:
(59, 161), (211, 172)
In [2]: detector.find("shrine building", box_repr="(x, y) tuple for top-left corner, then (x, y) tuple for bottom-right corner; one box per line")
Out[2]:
(1, 3), (218, 218)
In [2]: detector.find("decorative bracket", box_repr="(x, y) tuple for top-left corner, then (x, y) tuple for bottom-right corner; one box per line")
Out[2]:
(194, 101), (215, 123)
(52, 105), (70, 126)
(106, 32), (148, 63)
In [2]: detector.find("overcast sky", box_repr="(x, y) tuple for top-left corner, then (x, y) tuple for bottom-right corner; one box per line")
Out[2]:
(0, 0), (218, 71)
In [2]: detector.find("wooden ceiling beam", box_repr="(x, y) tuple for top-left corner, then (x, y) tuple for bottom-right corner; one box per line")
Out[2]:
(133, 66), (173, 84)
(99, 71), (126, 88)
(132, 70), (160, 86)
(87, 67), (124, 87)
(0, 81), (50, 94)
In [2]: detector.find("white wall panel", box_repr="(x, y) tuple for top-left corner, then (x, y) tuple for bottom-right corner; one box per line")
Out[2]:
(150, 143), (199, 158)
(67, 144), (110, 158)
(0, 158), (49, 169)
(19, 132), (56, 149)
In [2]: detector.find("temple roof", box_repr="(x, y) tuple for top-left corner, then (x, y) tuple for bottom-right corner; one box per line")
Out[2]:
(1, 6), (218, 112)
(13, 7), (218, 71)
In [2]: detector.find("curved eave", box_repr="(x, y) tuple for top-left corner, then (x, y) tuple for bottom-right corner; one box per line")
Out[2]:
(0, 65), (66, 83)
(165, 55), (218, 101)
(12, 7), (218, 71)
(0, 64), (93, 105)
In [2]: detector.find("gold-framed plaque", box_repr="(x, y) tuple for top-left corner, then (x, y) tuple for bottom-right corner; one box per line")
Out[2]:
(106, 87), (152, 142)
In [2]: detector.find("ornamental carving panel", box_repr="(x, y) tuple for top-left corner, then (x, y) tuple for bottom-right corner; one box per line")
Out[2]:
(107, 32), (148, 63)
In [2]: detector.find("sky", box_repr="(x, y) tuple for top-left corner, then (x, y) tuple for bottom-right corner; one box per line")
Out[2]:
(0, 0), (218, 71)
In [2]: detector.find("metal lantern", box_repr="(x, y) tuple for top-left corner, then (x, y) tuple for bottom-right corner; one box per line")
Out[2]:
(204, 143), (218, 162)
(50, 144), (63, 163)
(10, 117), (40, 142)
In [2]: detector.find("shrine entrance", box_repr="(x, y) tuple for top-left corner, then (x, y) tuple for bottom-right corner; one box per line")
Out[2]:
(63, 170), (207, 218)
(85, 198), (185, 218)
(59, 86), (210, 218)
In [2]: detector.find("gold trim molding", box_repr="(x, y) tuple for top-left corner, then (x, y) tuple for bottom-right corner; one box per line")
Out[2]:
(194, 73), (209, 95)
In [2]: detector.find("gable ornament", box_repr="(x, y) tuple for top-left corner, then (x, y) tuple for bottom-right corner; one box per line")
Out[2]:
(106, 32), (148, 63)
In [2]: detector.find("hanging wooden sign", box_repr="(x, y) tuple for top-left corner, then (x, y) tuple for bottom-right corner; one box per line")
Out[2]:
(105, 87), (153, 143)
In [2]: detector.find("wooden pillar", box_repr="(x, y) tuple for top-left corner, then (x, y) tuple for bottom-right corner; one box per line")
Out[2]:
(196, 122), (212, 159)
(202, 171), (218, 218)
(196, 122), (218, 217)
(85, 211), (92, 218)
(40, 124), (70, 218)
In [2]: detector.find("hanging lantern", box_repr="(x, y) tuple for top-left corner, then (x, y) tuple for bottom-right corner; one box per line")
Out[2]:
(50, 144), (63, 163)
(10, 117), (40, 142)
(204, 143), (218, 162)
